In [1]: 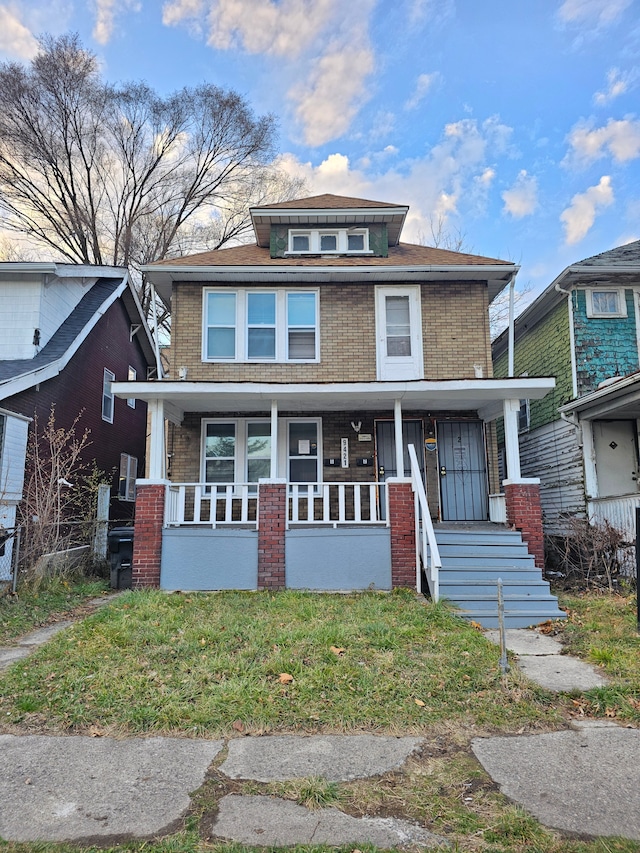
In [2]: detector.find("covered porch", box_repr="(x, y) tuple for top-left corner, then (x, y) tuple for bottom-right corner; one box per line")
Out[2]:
(560, 372), (640, 542)
(114, 377), (555, 593)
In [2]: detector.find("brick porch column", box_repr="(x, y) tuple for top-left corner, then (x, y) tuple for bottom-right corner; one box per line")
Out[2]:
(504, 479), (545, 568)
(258, 479), (287, 590)
(387, 478), (417, 589)
(132, 480), (167, 589)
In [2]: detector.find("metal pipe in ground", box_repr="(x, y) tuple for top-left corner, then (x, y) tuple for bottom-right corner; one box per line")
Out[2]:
(498, 577), (509, 674)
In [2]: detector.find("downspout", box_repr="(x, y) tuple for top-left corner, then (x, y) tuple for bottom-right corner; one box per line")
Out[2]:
(150, 283), (164, 380)
(555, 278), (577, 398)
(508, 274), (516, 377)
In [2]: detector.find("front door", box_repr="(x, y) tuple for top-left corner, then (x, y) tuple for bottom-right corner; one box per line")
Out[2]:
(437, 420), (488, 521)
(375, 420), (425, 519)
(592, 420), (639, 497)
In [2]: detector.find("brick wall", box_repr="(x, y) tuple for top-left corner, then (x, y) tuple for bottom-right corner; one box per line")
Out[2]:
(504, 481), (544, 568)
(132, 483), (165, 588)
(388, 480), (417, 588)
(257, 481), (286, 589)
(170, 279), (492, 383)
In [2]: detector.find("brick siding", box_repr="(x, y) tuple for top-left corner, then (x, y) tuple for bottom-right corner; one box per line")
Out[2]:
(504, 481), (545, 568)
(257, 482), (286, 589)
(132, 483), (165, 588)
(388, 480), (417, 587)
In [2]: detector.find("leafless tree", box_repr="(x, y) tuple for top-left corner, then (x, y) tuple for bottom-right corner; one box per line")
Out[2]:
(0, 34), (304, 318)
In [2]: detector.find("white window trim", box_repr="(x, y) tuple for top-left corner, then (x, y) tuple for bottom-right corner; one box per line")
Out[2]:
(200, 417), (323, 488)
(375, 286), (424, 381)
(585, 287), (627, 318)
(203, 288), (319, 363)
(102, 368), (115, 423)
(118, 453), (137, 501)
(286, 228), (371, 255)
(127, 366), (136, 408)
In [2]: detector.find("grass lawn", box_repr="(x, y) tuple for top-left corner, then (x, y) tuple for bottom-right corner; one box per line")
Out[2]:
(0, 577), (109, 644)
(0, 586), (638, 853)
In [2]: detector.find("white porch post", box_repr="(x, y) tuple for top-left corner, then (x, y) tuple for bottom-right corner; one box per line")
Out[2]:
(147, 398), (166, 480)
(394, 399), (404, 478)
(270, 399), (279, 479)
(503, 398), (522, 482)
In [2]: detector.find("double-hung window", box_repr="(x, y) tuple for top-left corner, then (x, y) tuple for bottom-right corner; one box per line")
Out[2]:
(203, 420), (271, 489)
(118, 453), (138, 501)
(586, 288), (627, 318)
(102, 369), (115, 423)
(204, 289), (318, 362)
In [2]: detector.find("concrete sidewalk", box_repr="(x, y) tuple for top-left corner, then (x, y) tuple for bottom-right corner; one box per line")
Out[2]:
(0, 601), (637, 846)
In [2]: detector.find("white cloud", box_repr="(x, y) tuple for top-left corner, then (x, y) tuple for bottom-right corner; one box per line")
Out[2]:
(566, 117), (640, 164)
(0, 4), (39, 59)
(557, 0), (631, 28)
(162, 0), (377, 148)
(593, 66), (639, 105)
(560, 175), (614, 244)
(291, 43), (375, 146)
(277, 116), (515, 243)
(92, 0), (141, 45)
(593, 67), (637, 104)
(404, 72), (440, 110)
(502, 170), (538, 218)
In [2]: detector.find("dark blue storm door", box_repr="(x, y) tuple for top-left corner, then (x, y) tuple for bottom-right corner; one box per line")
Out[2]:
(375, 419), (425, 520)
(437, 420), (488, 521)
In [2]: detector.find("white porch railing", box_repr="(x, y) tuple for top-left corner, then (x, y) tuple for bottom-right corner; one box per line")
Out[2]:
(588, 494), (640, 542)
(288, 482), (386, 527)
(408, 444), (441, 599)
(166, 484), (258, 527)
(165, 482), (388, 528)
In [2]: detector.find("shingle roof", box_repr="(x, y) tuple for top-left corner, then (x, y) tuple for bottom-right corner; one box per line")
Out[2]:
(577, 240), (640, 267)
(0, 278), (121, 386)
(152, 241), (511, 269)
(250, 193), (406, 211)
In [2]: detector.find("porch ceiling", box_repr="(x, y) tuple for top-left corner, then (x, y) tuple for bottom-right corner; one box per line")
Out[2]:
(113, 378), (555, 423)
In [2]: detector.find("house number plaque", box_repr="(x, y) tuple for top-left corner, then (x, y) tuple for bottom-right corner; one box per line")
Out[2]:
(341, 438), (349, 467)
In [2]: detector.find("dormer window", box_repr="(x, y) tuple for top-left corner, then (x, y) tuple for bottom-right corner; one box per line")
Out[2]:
(287, 228), (370, 255)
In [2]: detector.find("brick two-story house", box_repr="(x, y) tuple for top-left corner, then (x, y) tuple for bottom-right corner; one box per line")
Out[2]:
(115, 194), (563, 626)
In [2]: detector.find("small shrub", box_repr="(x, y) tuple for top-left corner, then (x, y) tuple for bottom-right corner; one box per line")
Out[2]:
(545, 517), (633, 592)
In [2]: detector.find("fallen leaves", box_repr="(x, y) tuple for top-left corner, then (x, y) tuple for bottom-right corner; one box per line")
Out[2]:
(330, 646), (346, 656)
(414, 699), (426, 707)
(279, 673), (294, 684)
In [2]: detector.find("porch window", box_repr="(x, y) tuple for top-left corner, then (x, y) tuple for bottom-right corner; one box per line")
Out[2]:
(202, 419), (271, 486)
(203, 289), (318, 362)
(204, 422), (236, 483)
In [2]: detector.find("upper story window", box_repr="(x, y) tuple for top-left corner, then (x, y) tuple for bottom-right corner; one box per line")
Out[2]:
(375, 286), (424, 380)
(127, 366), (136, 409)
(586, 288), (627, 318)
(102, 368), (115, 423)
(203, 288), (318, 362)
(287, 228), (370, 255)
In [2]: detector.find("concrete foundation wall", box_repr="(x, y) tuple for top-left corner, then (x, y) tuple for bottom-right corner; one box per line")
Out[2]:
(285, 527), (392, 590)
(161, 527), (258, 590)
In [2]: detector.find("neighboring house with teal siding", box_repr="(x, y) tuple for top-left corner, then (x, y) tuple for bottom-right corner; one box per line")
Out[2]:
(492, 240), (640, 540)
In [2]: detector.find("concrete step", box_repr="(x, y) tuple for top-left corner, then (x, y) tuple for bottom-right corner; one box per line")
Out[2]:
(454, 610), (565, 629)
(436, 543), (531, 558)
(437, 557), (537, 572)
(439, 579), (553, 596)
(449, 594), (562, 613)
(434, 530), (523, 546)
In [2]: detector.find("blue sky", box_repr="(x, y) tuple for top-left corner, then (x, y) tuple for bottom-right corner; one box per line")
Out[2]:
(1, 0), (639, 308)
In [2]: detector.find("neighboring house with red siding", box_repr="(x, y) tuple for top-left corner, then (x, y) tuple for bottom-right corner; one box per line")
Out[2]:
(0, 263), (156, 576)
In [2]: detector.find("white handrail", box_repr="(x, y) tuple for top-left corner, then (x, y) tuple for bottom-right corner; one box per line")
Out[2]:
(408, 443), (441, 600)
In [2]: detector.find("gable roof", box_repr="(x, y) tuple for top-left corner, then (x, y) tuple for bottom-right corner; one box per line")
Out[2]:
(0, 272), (156, 400)
(492, 239), (640, 357)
